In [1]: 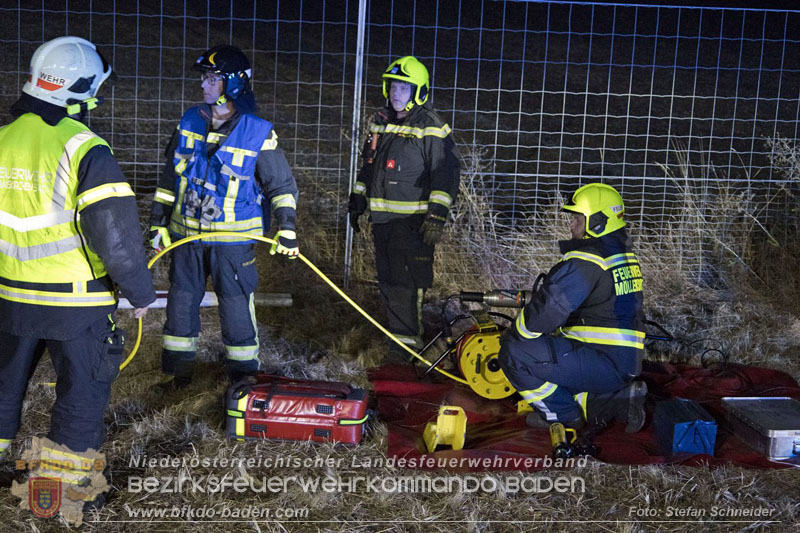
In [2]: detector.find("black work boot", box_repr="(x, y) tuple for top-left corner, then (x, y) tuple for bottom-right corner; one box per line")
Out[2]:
(587, 381), (648, 433)
(149, 375), (191, 395)
(384, 342), (414, 365)
(623, 381), (648, 433)
(82, 491), (107, 513)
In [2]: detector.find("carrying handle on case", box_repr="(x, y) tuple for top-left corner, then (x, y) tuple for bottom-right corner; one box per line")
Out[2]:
(338, 413), (370, 426)
(261, 382), (280, 413)
(260, 375), (352, 397)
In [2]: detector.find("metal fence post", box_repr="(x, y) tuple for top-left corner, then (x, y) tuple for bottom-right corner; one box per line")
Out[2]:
(343, 0), (368, 289)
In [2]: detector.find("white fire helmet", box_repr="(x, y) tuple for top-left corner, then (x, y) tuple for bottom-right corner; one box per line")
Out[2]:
(22, 36), (113, 109)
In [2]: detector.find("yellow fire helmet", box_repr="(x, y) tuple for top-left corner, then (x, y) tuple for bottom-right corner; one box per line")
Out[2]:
(382, 56), (430, 111)
(562, 183), (626, 238)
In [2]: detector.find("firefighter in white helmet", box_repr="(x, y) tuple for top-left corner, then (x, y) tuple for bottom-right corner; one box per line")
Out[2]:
(0, 36), (155, 504)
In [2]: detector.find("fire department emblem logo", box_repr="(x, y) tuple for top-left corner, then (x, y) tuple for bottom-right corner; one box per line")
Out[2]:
(29, 477), (62, 518)
(386, 159), (396, 170)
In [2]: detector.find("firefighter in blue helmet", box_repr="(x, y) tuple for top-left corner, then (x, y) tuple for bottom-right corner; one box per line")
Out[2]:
(149, 45), (299, 388)
(498, 183), (648, 432)
(348, 56), (461, 362)
(0, 37), (155, 489)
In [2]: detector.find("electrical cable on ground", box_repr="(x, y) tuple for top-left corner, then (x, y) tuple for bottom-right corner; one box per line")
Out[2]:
(119, 232), (468, 385)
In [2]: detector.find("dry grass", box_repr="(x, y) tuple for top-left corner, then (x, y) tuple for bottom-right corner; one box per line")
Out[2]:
(2, 147), (800, 531)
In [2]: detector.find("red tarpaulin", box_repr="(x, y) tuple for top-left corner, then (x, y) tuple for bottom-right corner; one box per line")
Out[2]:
(367, 361), (800, 471)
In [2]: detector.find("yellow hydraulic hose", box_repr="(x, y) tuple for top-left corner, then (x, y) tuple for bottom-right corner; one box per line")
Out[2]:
(119, 232), (468, 385)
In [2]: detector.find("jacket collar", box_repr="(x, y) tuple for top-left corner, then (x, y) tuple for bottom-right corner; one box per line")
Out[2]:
(199, 104), (243, 134)
(10, 93), (70, 126)
(558, 228), (630, 255)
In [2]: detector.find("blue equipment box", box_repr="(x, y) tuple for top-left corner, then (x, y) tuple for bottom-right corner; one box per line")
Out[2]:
(654, 398), (717, 456)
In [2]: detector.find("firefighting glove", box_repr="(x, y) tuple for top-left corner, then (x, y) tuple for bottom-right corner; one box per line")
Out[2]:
(149, 226), (172, 252)
(348, 193), (367, 233)
(420, 213), (447, 246)
(270, 229), (299, 259)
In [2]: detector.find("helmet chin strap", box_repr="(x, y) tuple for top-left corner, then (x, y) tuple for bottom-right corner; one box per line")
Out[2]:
(66, 97), (104, 117)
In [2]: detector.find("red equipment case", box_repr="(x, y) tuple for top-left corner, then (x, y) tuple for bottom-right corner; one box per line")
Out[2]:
(225, 374), (370, 445)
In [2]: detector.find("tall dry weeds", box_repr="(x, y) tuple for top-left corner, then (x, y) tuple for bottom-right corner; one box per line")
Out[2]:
(2, 143), (799, 531)
(428, 142), (800, 377)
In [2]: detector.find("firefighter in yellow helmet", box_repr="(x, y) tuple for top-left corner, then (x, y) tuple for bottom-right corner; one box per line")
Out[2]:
(498, 183), (648, 432)
(0, 37), (155, 507)
(348, 56), (461, 362)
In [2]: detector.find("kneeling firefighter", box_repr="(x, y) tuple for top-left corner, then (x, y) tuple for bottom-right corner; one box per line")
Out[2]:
(498, 183), (648, 432)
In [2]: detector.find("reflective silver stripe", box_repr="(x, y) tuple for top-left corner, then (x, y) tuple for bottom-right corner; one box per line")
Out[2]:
(515, 309), (541, 339)
(172, 213), (262, 231)
(173, 232), (260, 243)
(428, 190), (453, 208)
(563, 251), (608, 269)
(261, 130), (278, 150)
(225, 344), (260, 361)
(370, 123), (452, 139)
(175, 158), (188, 174)
(605, 253), (639, 268)
(353, 181), (366, 194)
(0, 209), (73, 232)
(207, 132), (226, 144)
(223, 172), (239, 222)
(52, 131), (98, 210)
(534, 401), (559, 421)
(562, 329), (643, 344)
(369, 198), (428, 214)
(220, 146), (258, 167)
(220, 164), (248, 181)
(0, 284), (115, 305)
(163, 335), (198, 352)
(393, 334), (422, 349)
(174, 151), (193, 160)
(416, 288), (424, 337)
(563, 251), (639, 270)
(271, 193), (296, 210)
(38, 445), (95, 484)
(248, 292), (260, 358)
(520, 382), (558, 403)
(520, 382), (560, 422)
(76, 182), (134, 210)
(154, 188), (176, 204)
(42, 445), (95, 469)
(560, 326), (645, 349)
(191, 177), (218, 192)
(574, 392), (588, 420)
(180, 129), (204, 149)
(0, 234), (82, 261)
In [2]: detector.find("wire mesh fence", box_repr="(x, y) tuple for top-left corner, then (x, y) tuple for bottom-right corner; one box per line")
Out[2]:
(1, 0), (798, 287)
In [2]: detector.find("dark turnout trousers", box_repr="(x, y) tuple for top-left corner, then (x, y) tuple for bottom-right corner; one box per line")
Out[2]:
(0, 317), (124, 453)
(162, 241), (261, 381)
(372, 217), (434, 350)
